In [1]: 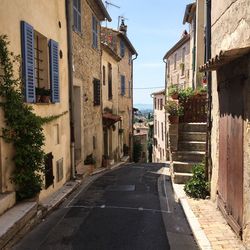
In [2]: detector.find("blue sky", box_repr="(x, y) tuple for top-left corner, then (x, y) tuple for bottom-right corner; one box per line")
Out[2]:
(103, 0), (192, 105)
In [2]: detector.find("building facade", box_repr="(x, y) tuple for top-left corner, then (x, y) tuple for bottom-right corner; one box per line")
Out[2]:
(101, 22), (137, 159)
(200, 0), (250, 246)
(0, 0), (71, 208)
(152, 90), (167, 163)
(72, 0), (111, 171)
(164, 32), (191, 91)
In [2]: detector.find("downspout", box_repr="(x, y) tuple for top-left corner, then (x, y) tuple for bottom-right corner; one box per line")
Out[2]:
(131, 53), (138, 161)
(66, 0), (76, 179)
(163, 58), (169, 163)
(192, 14), (197, 89)
(205, 0), (212, 181)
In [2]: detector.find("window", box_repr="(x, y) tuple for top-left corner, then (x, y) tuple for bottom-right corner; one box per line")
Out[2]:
(93, 78), (100, 105)
(92, 15), (98, 49)
(21, 21), (60, 103)
(128, 53), (132, 64)
(120, 39), (125, 57)
(161, 122), (164, 141)
(154, 119), (157, 135)
(108, 63), (112, 100)
(121, 75), (125, 96)
(154, 98), (157, 109)
(158, 99), (160, 110)
(73, 0), (81, 32)
(102, 65), (106, 85)
(45, 152), (54, 189)
(181, 47), (185, 76)
(128, 81), (131, 97)
(174, 53), (177, 70)
(160, 99), (163, 110)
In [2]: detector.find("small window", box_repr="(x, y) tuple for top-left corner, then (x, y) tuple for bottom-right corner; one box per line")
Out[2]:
(45, 152), (54, 189)
(102, 65), (106, 85)
(128, 80), (131, 98)
(154, 97), (157, 109)
(120, 39), (125, 57)
(108, 63), (112, 100)
(93, 136), (96, 150)
(174, 53), (177, 70)
(161, 122), (164, 141)
(92, 15), (98, 49)
(93, 78), (100, 106)
(73, 0), (81, 33)
(121, 75), (125, 96)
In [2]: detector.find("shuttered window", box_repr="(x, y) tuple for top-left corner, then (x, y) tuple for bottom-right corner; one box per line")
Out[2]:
(21, 21), (35, 103)
(92, 15), (98, 49)
(49, 40), (60, 103)
(121, 75), (125, 96)
(93, 78), (100, 106)
(120, 40), (125, 57)
(73, 0), (81, 32)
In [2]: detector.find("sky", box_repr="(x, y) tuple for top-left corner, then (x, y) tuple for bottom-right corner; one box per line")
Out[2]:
(103, 0), (192, 106)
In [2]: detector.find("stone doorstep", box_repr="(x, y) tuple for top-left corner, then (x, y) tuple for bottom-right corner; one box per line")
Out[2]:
(0, 202), (37, 249)
(0, 192), (16, 217)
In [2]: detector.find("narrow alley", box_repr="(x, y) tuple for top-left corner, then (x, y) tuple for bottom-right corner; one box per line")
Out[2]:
(14, 164), (197, 250)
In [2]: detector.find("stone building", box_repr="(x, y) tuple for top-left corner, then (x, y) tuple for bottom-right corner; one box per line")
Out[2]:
(151, 90), (167, 163)
(163, 32), (191, 90)
(0, 0), (71, 212)
(101, 21), (137, 159)
(200, 0), (250, 246)
(101, 33), (122, 166)
(72, 0), (111, 171)
(183, 1), (205, 89)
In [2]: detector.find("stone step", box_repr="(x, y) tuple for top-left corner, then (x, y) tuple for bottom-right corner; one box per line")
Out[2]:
(179, 132), (206, 142)
(173, 161), (197, 173)
(179, 123), (207, 133)
(178, 141), (206, 151)
(173, 172), (193, 184)
(172, 151), (205, 162)
(0, 192), (16, 217)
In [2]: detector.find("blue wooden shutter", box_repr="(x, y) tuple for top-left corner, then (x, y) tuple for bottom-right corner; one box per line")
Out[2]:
(49, 40), (60, 103)
(21, 21), (35, 103)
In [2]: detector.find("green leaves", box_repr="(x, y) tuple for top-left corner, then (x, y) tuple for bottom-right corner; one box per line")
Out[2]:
(184, 163), (209, 199)
(0, 35), (45, 200)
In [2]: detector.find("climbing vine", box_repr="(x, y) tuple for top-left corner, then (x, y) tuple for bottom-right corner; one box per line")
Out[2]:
(0, 35), (66, 200)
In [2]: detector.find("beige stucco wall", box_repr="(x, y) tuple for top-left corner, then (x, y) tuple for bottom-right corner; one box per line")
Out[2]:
(166, 38), (191, 89)
(72, 0), (103, 168)
(210, 0), (250, 246)
(0, 0), (71, 200)
(152, 93), (166, 162)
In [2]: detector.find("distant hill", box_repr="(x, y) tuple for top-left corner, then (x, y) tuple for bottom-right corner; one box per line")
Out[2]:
(134, 103), (153, 111)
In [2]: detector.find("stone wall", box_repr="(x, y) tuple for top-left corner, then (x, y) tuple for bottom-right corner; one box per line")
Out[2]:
(72, 0), (103, 168)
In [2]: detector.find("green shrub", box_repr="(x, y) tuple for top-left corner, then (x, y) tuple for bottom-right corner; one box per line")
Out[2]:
(184, 163), (209, 199)
(165, 100), (183, 116)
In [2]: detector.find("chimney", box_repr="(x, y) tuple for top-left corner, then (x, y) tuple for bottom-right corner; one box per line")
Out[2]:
(119, 19), (127, 35)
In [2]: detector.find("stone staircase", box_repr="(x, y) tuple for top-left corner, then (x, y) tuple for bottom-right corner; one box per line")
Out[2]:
(172, 123), (206, 184)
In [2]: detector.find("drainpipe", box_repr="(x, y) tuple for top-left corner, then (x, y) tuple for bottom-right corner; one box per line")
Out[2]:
(192, 14), (197, 90)
(205, 0), (212, 181)
(131, 53), (138, 161)
(163, 58), (169, 164)
(66, 0), (76, 179)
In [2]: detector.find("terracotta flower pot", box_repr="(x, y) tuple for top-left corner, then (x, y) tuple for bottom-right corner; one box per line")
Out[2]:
(171, 93), (179, 100)
(169, 115), (179, 124)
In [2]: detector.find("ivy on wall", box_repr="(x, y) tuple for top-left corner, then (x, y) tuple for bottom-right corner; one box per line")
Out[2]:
(0, 35), (67, 200)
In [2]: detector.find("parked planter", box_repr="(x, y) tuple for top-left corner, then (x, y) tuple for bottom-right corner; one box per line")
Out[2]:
(169, 115), (179, 124)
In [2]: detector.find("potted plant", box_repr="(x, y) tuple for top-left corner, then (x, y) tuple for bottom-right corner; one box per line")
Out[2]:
(168, 85), (179, 99)
(36, 87), (51, 103)
(165, 100), (183, 124)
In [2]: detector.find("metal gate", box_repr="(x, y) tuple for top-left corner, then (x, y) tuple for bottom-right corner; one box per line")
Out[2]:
(218, 76), (243, 237)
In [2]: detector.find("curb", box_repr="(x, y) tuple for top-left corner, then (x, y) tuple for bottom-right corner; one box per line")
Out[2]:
(171, 181), (212, 250)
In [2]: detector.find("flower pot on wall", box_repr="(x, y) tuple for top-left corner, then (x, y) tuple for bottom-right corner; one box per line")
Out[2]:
(168, 115), (179, 124)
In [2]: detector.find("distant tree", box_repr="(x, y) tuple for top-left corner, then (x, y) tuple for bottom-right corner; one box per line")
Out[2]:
(133, 141), (142, 163)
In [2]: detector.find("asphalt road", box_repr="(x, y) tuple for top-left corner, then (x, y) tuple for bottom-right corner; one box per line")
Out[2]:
(14, 163), (198, 250)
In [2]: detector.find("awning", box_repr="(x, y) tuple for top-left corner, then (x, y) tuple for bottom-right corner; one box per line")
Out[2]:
(103, 113), (121, 127)
(199, 47), (250, 72)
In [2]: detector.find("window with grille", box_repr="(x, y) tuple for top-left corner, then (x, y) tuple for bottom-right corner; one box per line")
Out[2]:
(73, 0), (81, 32)
(93, 78), (100, 105)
